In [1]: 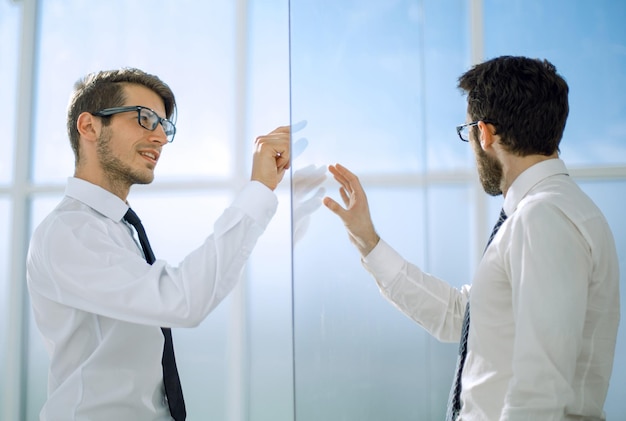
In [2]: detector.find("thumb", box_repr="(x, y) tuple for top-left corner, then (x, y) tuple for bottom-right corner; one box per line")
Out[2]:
(323, 196), (343, 216)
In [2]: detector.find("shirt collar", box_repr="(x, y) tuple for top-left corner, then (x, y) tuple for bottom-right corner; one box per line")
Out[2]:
(503, 158), (569, 217)
(65, 177), (129, 222)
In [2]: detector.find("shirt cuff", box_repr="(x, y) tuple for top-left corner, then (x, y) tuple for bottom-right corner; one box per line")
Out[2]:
(231, 181), (278, 228)
(361, 239), (406, 288)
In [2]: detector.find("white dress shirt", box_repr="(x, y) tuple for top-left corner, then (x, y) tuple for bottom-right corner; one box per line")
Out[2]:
(362, 159), (620, 420)
(27, 177), (278, 420)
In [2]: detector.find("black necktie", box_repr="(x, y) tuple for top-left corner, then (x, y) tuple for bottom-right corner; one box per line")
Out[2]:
(124, 208), (187, 421)
(446, 208), (507, 421)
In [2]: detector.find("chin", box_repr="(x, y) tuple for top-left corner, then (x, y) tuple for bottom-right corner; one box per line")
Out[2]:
(484, 188), (503, 197)
(130, 172), (155, 185)
(479, 177), (503, 197)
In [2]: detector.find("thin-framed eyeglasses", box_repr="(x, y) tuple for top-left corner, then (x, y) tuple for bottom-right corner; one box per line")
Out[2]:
(92, 106), (176, 143)
(456, 120), (496, 142)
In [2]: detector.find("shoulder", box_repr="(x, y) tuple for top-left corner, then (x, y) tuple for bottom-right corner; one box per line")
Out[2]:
(30, 198), (112, 251)
(509, 176), (613, 254)
(518, 174), (603, 225)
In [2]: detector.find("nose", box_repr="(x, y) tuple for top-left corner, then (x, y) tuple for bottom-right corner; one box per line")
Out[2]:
(151, 124), (169, 145)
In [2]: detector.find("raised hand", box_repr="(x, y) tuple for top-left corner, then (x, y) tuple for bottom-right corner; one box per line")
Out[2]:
(323, 163), (380, 256)
(251, 125), (292, 191)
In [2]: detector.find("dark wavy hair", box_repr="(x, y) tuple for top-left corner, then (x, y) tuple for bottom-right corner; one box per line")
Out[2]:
(458, 56), (569, 156)
(67, 68), (176, 164)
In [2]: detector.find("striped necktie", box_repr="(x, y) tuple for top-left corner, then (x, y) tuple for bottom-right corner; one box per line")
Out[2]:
(446, 208), (507, 421)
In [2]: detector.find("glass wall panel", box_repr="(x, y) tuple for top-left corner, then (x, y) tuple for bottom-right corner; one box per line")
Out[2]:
(290, 0), (471, 177)
(577, 179), (626, 419)
(292, 182), (475, 419)
(32, 0), (238, 184)
(421, 0), (474, 171)
(248, 0), (294, 419)
(484, 0), (626, 166)
(424, 183), (475, 419)
(293, 187), (429, 420)
(289, 1), (473, 418)
(246, 0), (295, 416)
(248, 191), (293, 420)
(290, 0), (626, 419)
(0, 0), (19, 184)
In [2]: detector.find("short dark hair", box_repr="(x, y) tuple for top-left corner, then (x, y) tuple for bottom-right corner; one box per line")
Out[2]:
(67, 68), (176, 163)
(458, 56), (569, 156)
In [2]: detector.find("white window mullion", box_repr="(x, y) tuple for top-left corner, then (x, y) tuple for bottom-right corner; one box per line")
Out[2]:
(4, 0), (40, 420)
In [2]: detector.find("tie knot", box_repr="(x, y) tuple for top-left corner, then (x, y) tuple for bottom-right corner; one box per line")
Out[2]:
(124, 208), (141, 227)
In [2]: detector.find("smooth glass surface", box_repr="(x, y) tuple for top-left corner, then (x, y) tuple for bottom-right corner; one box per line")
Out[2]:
(290, 0), (470, 176)
(292, 183), (475, 419)
(484, 0), (626, 166)
(32, 0), (238, 184)
(248, 191), (294, 420)
(247, 1), (294, 418)
(293, 187), (428, 420)
(420, 0), (473, 171)
(0, 0), (19, 184)
(290, 0), (626, 419)
(289, 1), (473, 418)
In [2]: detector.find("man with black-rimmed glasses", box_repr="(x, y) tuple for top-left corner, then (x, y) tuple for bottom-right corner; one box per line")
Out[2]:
(27, 68), (292, 420)
(324, 56), (619, 420)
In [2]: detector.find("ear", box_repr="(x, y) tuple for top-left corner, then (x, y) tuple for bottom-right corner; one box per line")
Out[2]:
(76, 112), (100, 143)
(476, 120), (497, 151)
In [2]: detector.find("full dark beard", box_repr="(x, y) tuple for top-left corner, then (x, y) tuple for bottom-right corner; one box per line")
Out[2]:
(475, 146), (503, 196)
(470, 129), (503, 196)
(97, 129), (154, 189)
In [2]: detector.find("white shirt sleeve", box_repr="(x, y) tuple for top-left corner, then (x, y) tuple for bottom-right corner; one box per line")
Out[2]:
(28, 180), (277, 328)
(362, 239), (470, 343)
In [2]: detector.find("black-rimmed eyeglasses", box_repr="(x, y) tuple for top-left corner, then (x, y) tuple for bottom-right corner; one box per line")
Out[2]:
(92, 106), (176, 143)
(456, 120), (496, 142)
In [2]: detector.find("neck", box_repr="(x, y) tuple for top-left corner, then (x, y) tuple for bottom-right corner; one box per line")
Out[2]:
(500, 152), (558, 197)
(74, 167), (131, 201)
